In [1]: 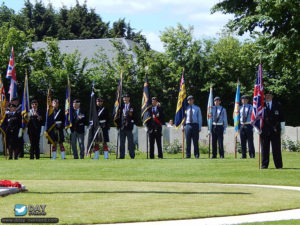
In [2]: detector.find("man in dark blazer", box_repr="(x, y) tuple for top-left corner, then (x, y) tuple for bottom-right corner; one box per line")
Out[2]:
(260, 90), (285, 169)
(115, 93), (137, 159)
(28, 99), (43, 160)
(70, 99), (87, 159)
(147, 97), (165, 159)
(4, 103), (22, 160)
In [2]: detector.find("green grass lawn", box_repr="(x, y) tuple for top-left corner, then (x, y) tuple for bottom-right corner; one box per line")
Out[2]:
(1, 152), (300, 224)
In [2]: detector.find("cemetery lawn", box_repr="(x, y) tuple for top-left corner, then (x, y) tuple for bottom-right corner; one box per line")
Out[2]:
(0, 152), (300, 224)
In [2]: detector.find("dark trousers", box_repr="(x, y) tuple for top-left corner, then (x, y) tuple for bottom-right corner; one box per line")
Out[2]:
(149, 131), (163, 159)
(212, 125), (224, 158)
(120, 129), (135, 159)
(261, 131), (282, 169)
(71, 131), (85, 159)
(29, 134), (40, 159)
(240, 124), (255, 158)
(7, 131), (19, 159)
(185, 124), (199, 158)
(18, 136), (24, 158)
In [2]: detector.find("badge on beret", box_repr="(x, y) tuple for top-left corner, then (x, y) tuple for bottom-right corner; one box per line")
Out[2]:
(275, 110), (279, 115)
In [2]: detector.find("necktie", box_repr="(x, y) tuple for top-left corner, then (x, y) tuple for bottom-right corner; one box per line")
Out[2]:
(242, 105), (246, 122)
(189, 106), (193, 123)
(213, 107), (218, 122)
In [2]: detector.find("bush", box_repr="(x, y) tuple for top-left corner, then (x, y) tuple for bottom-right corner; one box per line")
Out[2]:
(163, 139), (182, 154)
(199, 145), (209, 154)
(282, 138), (300, 152)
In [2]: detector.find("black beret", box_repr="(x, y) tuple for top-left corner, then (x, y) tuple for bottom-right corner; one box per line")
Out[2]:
(152, 97), (158, 101)
(122, 93), (130, 98)
(73, 99), (80, 103)
(31, 99), (38, 104)
(241, 95), (250, 100)
(11, 97), (18, 101)
(214, 96), (221, 101)
(96, 97), (103, 102)
(187, 95), (194, 101)
(8, 103), (17, 108)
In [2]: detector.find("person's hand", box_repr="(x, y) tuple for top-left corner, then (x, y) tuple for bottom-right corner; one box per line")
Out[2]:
(18, 128), (23, 138)
(281, 122), (285, 135)
(223, 129), (226, 134)
(254, 127), (262, 135)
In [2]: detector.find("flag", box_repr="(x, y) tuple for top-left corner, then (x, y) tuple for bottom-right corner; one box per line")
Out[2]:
(113, 71), (123, 126)
(174, 72), (187, 128)
(0, 76), (7, 135)
(251, 64), (264, 131)
(6, 47), (18, 101)
(44, 89), (56, 145)
(21, 74), (30, 130)
(141, 75), (151, 125)
(87, 82), (100, 154)
(64, 77), (73, 129)
(207, 86), (214, 134)
(233, 82), (240, 137)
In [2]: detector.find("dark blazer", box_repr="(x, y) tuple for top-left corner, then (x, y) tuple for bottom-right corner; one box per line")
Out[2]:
(116, 103), (136, 130)
(147, 106), (165, 133)
(4, 112), (22, 135)
(28, 109), (43, 136)
(97, 106), (110, 130)
(262, 100), (284, 135)
(71, 108), (87, 134)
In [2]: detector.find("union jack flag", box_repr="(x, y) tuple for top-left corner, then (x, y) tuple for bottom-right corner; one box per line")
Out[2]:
(251, 64), (264, 131)
(6, 47), (17, 101)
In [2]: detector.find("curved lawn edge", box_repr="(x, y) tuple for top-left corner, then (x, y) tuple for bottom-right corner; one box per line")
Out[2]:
(95, 183), (300, 225)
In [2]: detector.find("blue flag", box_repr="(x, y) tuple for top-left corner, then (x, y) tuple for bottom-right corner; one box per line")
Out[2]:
(64, 77), (73, 129)
(233, 82), (240, 137)
(44, 90), (56, 145)
(141, 75), (151, 125)
(207, 86), (213, 133)
(21, 75), (30, 130)
(174, 72), (187, 128)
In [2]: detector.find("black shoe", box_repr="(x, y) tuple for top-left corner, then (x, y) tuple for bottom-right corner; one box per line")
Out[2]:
(240, 157), (246, 159)
(261, 166), (268, 169)
(220, 156), (224, 159)
(195, 155), (199, 159)
(211, 156), (217, 159)
(9, 157), (13, 160)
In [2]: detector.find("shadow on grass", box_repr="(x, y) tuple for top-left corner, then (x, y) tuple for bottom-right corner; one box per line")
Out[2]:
(24, 190), (251, 195)
(268, 168), (300, 170)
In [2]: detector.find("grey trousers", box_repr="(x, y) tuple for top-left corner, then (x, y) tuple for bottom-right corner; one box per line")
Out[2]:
(71, 131), (85, 159)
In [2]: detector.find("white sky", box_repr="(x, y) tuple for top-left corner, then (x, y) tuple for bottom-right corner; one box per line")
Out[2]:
(4, 0), (237, 51)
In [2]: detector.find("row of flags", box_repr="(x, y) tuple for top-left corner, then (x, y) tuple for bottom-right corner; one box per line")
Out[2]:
(174, 64), (264, 134)
(1, 46), (265, 147)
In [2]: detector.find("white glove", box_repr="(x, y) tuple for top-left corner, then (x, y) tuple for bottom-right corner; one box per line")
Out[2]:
(223, 129), (226, 134)
(281, 122), (285, 135)
(18, 128), (23, 138)
(40, 127), (44, 137)
(254, 127), (262, 135)
(66, 128), (71, 135)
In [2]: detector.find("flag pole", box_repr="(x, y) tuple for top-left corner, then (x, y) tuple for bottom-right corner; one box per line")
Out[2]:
(208, 134), (211, 158)
(258, 135), (261, 169)
(116, 70), (123, 159)
(234, 136), (237, 159)
(182, 129), (185, 158)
